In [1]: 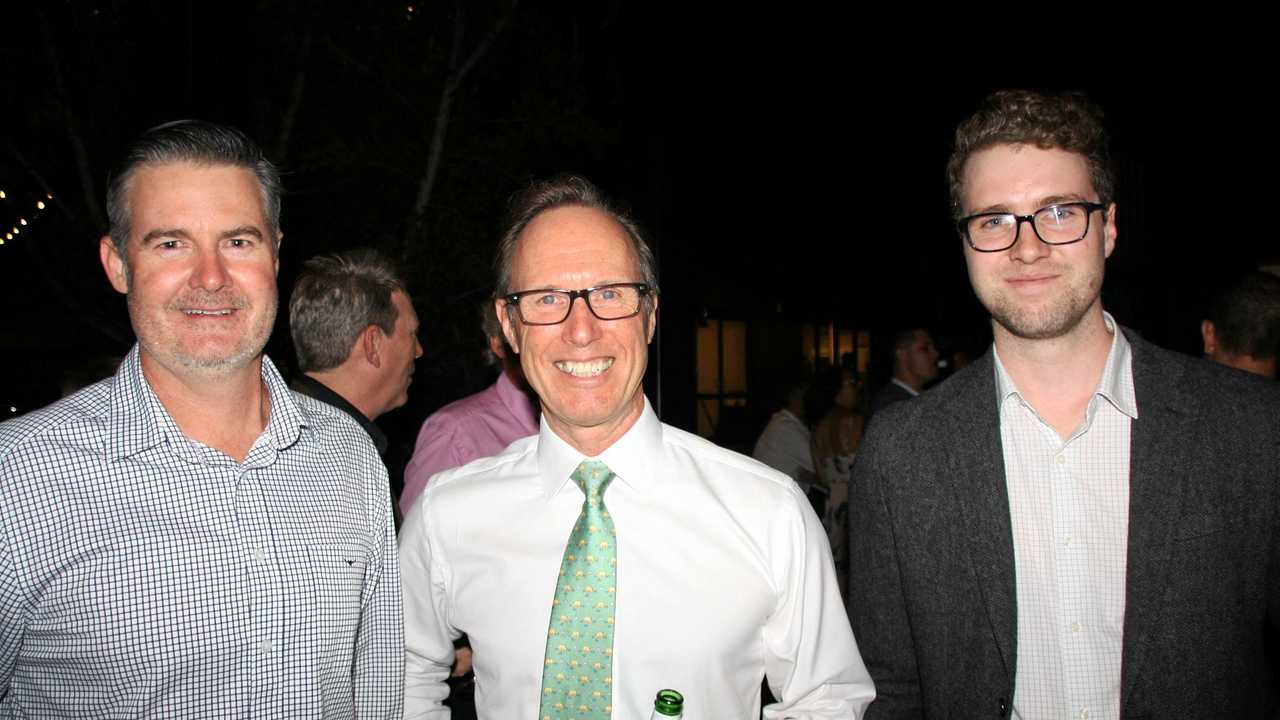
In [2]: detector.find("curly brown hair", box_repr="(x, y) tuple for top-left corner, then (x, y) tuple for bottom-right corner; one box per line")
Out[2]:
(946, 90), (1114, 218)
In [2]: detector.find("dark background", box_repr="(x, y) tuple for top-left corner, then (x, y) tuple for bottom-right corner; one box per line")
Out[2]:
(2, 3), (1274, 453)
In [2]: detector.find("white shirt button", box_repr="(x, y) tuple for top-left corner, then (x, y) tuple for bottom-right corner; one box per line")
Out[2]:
(1055, 454), (1066, 465)
(258, 639), (273, 654)
(1080, 709), (1089, 720)
(1064, 535), (1073, 547)
(1070, 621), (1081, 633)
(252, 546), (266, 562)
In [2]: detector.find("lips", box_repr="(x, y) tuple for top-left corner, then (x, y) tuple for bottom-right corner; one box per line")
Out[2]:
(169, 290), (248, 317)
(554, 358), (614, 377)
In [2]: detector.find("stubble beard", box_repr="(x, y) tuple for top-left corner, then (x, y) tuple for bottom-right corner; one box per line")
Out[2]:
(130, 289), (277, 376)
(983, 275), (1101, 341)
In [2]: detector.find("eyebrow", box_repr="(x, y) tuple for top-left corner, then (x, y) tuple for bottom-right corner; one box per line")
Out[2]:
(139, 226), (265, 246)
(970, 193), (1093, 215)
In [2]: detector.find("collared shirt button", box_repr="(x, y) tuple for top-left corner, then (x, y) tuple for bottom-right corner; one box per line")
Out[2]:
(258, 639), (273, 654)
(252, 546), (266, 562)
(1064, 535), (1073, 546)
(1055, 454), (1066, 465)
(1080, 708), (1089, 720)
(1070, 621), (1081, 633)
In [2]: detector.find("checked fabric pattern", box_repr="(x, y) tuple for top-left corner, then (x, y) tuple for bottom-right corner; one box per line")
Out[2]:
(538, 460), (618, 720)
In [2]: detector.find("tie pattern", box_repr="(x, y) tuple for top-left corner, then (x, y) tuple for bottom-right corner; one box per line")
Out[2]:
(539, 460), (618, 720)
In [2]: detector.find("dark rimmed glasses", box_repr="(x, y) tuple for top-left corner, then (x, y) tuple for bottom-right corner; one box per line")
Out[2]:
(502, 282), (651, 325)
(957, 201), (1108, 253)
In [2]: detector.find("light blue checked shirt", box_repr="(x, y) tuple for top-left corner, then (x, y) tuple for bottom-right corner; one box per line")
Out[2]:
(0, 346), (402, 718)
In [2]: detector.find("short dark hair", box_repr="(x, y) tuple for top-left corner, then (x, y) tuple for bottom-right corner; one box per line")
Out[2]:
(106, 120), (282, 263)
(947, 90), (1114, 217)
(1208, 271), (1280, 360)
(892, 327), (928, 354)
(493, 175), (659, 300)
(289, 249), (408, 372)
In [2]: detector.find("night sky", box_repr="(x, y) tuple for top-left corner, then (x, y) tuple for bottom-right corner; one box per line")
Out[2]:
(2, 4), (1274, 439)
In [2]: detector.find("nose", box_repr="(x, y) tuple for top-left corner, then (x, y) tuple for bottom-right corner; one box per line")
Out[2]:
(190, 245), (231, 291)
(560, 294), (603, 347)
(1008, 218), (1050, 265)
(414, 336), (424, 359)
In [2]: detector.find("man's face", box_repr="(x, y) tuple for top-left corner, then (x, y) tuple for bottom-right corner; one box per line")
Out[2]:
(960, 144), (1116, 341)
(377, 290), (422, 414)
(498, 205), (656, 445)
(99, 162), (280, 380)
(900, 330), (939, 384)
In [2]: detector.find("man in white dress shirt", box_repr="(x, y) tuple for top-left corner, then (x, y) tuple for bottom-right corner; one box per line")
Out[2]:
(399, 175), (873, 718)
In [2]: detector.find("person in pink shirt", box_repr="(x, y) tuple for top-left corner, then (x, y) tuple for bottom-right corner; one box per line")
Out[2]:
(400, 303), (539, 516)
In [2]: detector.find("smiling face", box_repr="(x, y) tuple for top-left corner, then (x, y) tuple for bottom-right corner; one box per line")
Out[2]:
(100, 161), (280, 382)
(497, 205), (656, 453)
(960, 143), (1116, 342)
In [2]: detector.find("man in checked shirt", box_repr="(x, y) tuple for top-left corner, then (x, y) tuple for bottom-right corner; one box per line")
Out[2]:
(0, 120), (402, 716)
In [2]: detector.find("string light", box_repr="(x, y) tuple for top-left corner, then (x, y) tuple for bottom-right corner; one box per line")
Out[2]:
(0, 186), (54, 249)
(36, 201), (45, 210)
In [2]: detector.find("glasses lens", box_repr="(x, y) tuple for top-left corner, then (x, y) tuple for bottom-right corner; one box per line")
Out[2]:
(586, 285), (642, 319)
(1033, 204), (1090, 244)
(966, 214), (1017, 251)
(518, 291), (571, 323)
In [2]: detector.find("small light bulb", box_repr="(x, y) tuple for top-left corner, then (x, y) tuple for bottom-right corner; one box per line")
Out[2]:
(36, 201), (45, 210)
(19, 218), (27, 226)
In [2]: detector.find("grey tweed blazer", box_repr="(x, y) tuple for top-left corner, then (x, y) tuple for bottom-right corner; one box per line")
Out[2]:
(847, 329), (1280, 719)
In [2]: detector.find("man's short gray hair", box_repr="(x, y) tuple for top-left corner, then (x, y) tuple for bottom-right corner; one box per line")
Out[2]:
(106, 120), (283, 267)
(493, 175), (659, 300)
(289, 249), (408, 372)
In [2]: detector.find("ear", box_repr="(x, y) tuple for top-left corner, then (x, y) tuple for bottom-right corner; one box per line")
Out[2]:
(360, 325), (385, 368)
(273, 232), (283, 276)
(1102, 202), (1118, 259)
(99, 235), (129, 294)
(488, 333), (507, 360)
(496, 298), (520, 354)
(1200, 319), (1217, 356)
(644, 294), (659, 344)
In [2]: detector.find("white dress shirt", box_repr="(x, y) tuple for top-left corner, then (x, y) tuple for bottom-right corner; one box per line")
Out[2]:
(400, 398), (873, 719)
(995, 313), (1136, 720)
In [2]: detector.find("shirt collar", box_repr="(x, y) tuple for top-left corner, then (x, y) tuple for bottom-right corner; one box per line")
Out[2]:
(890, 378), (920, 397)
(992, 311), (1139, 421)
(105, 345), (304, 461)
(536, 395), (662, 500)
(289, 374), (386, 454)
(495, 371), (540, 434)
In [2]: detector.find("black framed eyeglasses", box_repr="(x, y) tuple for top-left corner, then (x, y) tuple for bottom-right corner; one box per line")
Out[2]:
(957, 201), (1108, 253)
(502, 282), (651, 326)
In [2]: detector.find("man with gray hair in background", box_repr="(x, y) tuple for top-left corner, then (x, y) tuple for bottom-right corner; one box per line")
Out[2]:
(0, 120), (402, 716)
(289, 248), (424, 457)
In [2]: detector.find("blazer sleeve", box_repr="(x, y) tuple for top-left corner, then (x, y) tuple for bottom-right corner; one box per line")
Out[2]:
(847, 426), (924, 719)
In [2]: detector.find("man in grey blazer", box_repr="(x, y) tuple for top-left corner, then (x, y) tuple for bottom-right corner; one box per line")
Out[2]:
(848, 90), (1280, 719)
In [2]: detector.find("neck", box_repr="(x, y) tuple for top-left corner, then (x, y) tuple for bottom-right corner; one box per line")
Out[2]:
(892, 371), (921, 392)
(546, 392), (645, 458)
(140, 352), (271, 463)
(305, 369), (380, 421)
(993, 304), (1113, 438)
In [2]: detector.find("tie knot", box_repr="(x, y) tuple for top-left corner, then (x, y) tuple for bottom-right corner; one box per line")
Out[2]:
(570, 459), (615, 496)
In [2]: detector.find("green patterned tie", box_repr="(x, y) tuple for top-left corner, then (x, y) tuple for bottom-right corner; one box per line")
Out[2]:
(539, 460), (618, 720)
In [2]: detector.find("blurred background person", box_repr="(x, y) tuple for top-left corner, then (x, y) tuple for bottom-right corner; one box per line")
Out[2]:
(809, 365), (864, 592)
(1201, 270), (1280, 378)
(868, 327), (939, 418)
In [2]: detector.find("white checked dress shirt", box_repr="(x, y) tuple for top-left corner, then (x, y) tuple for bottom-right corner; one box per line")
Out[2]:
(995, 314), (1136, 720)
(400, 398), (873, 719)
(0, 346), (403, 718)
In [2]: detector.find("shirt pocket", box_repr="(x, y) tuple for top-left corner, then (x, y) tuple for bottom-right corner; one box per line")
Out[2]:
(307, 539), (371, 662)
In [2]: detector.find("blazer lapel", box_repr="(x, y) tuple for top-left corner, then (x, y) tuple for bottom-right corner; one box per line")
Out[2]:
(946, 352), (1017, 682)
(1120, 331), (1195, 707)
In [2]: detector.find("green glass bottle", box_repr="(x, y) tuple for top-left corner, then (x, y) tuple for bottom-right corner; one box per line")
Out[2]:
(650, 688), (684, 719)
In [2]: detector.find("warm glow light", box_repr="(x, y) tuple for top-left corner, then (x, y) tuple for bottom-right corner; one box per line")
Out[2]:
(0, 190), (6, 199)
(11, 228), (18, 235)
(36, 201), (45, 209)
(46, 192), (53, 199)
(19, 218), (27, 226)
